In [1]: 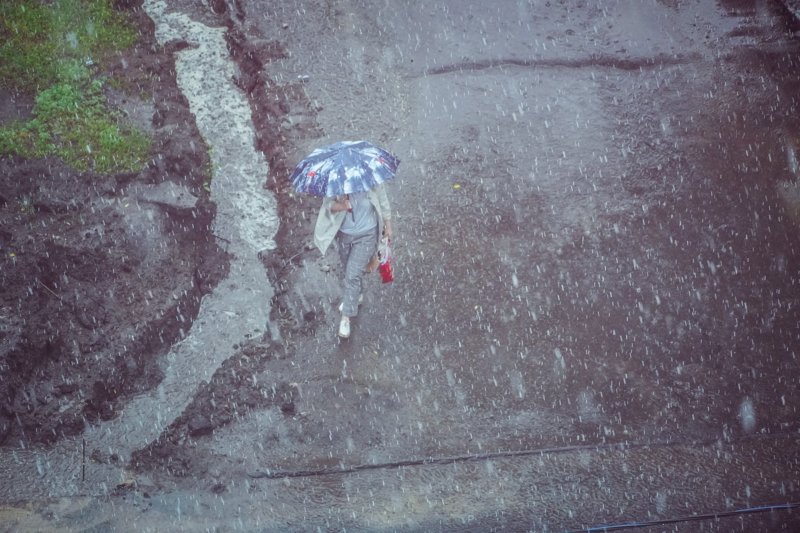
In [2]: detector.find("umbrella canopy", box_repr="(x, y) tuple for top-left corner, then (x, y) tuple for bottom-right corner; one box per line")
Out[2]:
(290, 140), (400, 197)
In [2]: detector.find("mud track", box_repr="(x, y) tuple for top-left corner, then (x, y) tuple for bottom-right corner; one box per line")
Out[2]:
(125, 0), (327, 477)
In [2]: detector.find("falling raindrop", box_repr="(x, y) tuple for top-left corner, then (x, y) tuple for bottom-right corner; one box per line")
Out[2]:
(738, 397), (756, 432)
(787, 137), (799, 177)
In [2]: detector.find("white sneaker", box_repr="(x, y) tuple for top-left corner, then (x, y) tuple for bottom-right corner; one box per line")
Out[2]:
(338, 294), (364, 313)
(338, 318), (351, 339)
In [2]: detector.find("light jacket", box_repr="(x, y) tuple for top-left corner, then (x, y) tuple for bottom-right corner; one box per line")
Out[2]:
(313, 184), (391, 255)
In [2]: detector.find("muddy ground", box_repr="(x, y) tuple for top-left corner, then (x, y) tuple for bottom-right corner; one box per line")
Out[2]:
(3, 0), (800, 531)
(0, 0), (311, 450)
(0, 6), (230, 446)
(0, 0), (314, 502)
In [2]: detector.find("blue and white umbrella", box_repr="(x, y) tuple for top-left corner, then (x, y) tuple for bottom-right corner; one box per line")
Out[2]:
(290, 140), (400, 197)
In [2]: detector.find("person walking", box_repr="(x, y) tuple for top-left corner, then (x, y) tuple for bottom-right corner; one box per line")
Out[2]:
(313, 185), (392, 338)
(288, 140), (399, 339)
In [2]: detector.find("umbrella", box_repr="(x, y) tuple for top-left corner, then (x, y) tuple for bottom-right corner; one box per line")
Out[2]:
(290, 140), (400, 197)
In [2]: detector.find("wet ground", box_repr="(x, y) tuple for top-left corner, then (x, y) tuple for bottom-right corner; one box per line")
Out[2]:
(0, 5), (228, 447)
(3, 0), (800, 531)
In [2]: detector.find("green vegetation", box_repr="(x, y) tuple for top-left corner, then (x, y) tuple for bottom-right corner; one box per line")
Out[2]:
(0, 0), (150, 173)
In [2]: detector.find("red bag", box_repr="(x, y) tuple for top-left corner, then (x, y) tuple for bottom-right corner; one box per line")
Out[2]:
(378, 238), (393, 283)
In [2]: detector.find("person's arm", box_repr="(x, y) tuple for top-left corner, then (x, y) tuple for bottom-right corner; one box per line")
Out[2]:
(329, 196), (352, 213)
(374, 185), (392, 238)
(383, 217), (393, 239)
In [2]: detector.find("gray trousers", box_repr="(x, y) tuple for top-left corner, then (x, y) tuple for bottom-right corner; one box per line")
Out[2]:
(335, 226), (378, 317)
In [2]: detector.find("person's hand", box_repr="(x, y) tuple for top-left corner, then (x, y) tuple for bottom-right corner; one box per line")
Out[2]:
(331, 196), (352, 213)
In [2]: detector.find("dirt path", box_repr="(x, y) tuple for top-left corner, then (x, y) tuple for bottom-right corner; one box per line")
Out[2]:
(2, 0), (800, 531)
(158, 1), (800, 530)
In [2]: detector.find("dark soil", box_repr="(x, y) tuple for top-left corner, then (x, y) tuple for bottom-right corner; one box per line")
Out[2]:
(0, 2), (228, 446)
(128, 338), (298, 478)
(123, 0), (332, 477)
(2, 0), (331, 480)
(1, 0), (325, 479)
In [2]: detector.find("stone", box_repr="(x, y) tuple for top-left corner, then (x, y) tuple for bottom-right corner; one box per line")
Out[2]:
(187, 414), (214, 437)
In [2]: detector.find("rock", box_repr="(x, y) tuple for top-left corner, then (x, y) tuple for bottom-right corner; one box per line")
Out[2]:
(275, 382), (297, 416)
(136, 182), (199, 210)
(55, 383), (79, 396)
(187, 414), (214, 437)
(83, 381), (115, 421)
(209, 0), (227, 14)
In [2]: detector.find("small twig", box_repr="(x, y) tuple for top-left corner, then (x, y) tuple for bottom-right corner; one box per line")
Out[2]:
(36, 278), (61, 300)
(285, 249), (308, 264)
(269, 249), (313, 277)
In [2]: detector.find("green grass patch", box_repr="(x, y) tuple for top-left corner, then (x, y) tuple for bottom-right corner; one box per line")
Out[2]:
(0, 79), (150, 173)
(0, 0), (136, 91)
(0, 0), (149, 173)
